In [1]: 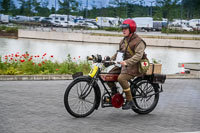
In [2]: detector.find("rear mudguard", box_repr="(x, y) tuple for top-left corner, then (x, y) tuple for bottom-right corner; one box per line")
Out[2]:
(130, 77), (160, 92)
(72, 76), (101, 110)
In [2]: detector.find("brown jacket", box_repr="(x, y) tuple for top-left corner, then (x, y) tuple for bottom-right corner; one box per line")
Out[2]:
(111, 33), (146, 76)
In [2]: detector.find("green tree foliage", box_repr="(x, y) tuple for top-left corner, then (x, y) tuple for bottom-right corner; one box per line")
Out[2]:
(182, 0), (200, 19)
(0, 0), (199, 20)
(156, 0), (179, 21)
(0, 0), (16, 15)
(57, 0), (79, 15)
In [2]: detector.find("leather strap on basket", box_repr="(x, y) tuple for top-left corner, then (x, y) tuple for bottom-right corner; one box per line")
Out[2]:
(152, 64), (155, 74)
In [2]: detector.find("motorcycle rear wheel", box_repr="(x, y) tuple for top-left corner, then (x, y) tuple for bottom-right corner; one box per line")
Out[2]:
(132, 80), (159, 114)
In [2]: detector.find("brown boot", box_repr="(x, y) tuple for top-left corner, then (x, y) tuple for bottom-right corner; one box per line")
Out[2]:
(122, 88), (133, 110)
(122, 100), (134, 110)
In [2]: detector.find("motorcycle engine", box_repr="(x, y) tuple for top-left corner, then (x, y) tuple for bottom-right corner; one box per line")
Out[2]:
(111, 93), (124, 108)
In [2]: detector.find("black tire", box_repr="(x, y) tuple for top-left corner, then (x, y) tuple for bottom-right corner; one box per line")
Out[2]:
(64, 78), (97, 118)
(132, 80), (159, 114)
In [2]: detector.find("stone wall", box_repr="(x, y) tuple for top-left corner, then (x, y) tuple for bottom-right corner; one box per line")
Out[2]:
(18, 29), (200, 49)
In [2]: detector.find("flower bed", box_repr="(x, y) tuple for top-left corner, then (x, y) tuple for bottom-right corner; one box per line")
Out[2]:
(0, 52), (90, 75)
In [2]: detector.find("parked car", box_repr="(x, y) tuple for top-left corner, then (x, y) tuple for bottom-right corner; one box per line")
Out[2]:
(52, 21), (62, 27)
(0, 14), (9, 23)
(60, 21), (76, 28)
(169, 24), (193, 31)
(85, 21), (100, 28)
(82, 22), (99, 29)
(41, 17), (53, 27)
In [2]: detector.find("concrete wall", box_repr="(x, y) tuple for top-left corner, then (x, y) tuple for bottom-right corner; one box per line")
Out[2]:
(18, 29), (200, 49)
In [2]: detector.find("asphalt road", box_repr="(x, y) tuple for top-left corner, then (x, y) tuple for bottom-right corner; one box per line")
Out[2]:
(0, 79), (200, 133)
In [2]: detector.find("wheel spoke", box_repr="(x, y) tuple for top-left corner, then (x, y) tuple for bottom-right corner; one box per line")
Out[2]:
(134, 81), (156, 110)
(64, 79), (96, 117)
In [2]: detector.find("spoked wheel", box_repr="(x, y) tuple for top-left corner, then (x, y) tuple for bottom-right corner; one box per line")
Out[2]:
(132, 80), (159, 114)
(64, 78), (97, 118)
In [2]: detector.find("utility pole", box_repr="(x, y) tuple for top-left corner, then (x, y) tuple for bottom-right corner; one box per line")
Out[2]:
(181, 0), (183, 24)
(86, 0), (88, 19)
(55, 0), (57, 21)
(55, 0), (56, 12)
(150, 1), (155, 17)
(126, 0), (128, 18)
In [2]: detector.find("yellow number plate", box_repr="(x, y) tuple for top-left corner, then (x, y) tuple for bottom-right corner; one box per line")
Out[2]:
(88, 65), (98, 78)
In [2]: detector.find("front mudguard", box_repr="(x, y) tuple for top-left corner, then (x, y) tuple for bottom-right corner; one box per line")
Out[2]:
(72, 76), (101, 110)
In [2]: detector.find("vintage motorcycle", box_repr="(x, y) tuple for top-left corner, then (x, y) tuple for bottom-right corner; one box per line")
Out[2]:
(64, 55), (166, 118)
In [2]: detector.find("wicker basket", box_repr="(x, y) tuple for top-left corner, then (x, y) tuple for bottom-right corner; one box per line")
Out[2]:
(146, 64), (162, 75)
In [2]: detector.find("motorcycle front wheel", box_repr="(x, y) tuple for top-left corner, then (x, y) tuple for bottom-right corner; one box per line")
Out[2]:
(64, 78), (97, 118)
(131, 80), (159, 114)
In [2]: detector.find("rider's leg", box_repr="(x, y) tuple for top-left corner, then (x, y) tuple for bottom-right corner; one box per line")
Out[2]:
(107, 66), (121, 95)
(107, 82), (118, 95)
(118, 74), (135, 110)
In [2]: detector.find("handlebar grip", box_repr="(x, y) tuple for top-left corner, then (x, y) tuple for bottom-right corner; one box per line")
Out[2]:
(87, 56), (93, 60)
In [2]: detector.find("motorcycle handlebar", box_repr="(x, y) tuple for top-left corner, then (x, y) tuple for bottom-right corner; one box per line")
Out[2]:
(87, 55), (127, 67)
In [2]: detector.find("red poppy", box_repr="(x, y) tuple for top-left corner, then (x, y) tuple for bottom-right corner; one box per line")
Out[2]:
(15, 59), (17, 62)
(32, 63), (35, 65)
(78, 56), (80, 58)
(73, 57), (76, 60)
(56, 69), (59, 71)
(50, 55), (53, 58)
(38, 63), (42, 67)
(20, 60), (25, 63)
(43, 53), (47, 56)
(42, 61), (45, 64)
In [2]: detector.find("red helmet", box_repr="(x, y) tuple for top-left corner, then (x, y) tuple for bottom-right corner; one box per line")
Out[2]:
(121, 19), (136, 33)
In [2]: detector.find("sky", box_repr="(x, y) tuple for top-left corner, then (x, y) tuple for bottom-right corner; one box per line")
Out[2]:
(48, 0), (157, 9)
(14, 0), (156, 10)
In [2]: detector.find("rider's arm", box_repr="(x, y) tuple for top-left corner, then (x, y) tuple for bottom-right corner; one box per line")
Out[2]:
(111, 53), (117, 60)
(124, 41), (145, 66)
(111, 40), (123, 60)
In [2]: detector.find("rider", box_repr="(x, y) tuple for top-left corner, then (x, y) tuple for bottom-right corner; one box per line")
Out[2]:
(107, 19), (147, 110)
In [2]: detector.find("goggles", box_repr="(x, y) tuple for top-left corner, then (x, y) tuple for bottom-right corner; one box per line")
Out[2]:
(120, 24), (130, 29)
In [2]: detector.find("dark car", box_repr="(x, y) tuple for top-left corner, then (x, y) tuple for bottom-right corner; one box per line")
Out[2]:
(41, 17), (53, 27)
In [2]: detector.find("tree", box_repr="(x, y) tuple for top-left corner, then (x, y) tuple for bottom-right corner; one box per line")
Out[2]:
(37, 1), (50, 17)
(0, 0), (17, 15)
(182, 0), (200, 19)
(156, 0), (179, 20)
(57, 0), (79, 15)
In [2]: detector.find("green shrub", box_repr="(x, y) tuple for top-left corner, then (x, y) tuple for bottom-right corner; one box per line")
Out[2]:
(0, 25), (7, 31)
(5, 27), (18, 33)
(161, 28), (200, 34)
(103, 27), (121, 31)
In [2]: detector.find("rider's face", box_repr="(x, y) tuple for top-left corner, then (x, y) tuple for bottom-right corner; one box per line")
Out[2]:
(122, 28), (130, 37)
